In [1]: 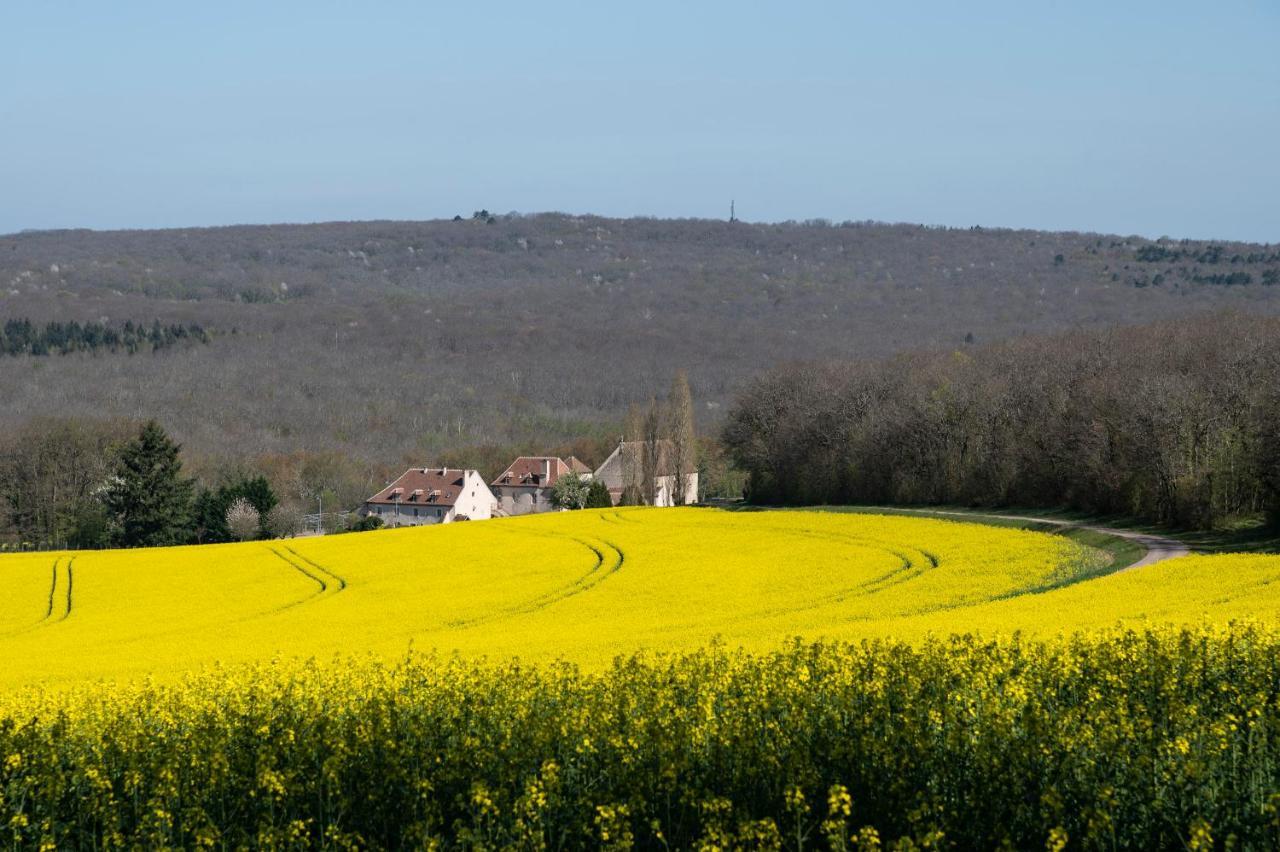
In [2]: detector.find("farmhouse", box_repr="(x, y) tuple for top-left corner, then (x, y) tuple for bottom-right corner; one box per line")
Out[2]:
(491, 456), (587, 516)
(594, 441), (698, 507)
(363, 467), (494, 526)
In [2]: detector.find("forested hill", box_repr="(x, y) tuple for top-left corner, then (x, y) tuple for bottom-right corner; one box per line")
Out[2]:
(2, 213), (1278, 468)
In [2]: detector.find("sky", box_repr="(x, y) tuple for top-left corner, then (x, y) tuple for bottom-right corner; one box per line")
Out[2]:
(2, 1), (1277, 241)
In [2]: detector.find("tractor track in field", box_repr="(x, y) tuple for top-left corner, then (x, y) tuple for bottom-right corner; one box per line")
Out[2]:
(281, 545), (347, 591)
(265, 546), (347, 612)
(42, 558), (59, 622)
(726, 528), (942, 623)
(41, 557), (73, 624)
(57, 560), (73, 622)
(446, 535), (625, 629)
(3, 558), (74, 637)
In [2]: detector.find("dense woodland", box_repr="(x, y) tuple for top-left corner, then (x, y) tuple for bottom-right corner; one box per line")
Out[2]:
(3, 214), (1278, 470)
(2, 214), (1279, 542)
(724, 313), (1280, 529)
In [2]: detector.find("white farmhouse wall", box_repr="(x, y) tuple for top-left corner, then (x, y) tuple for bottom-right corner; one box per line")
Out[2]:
(455, 470), (495, 520)
(365, 470), (494, 526)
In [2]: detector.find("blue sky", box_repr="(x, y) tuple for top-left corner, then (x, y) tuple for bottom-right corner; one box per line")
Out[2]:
(2, 1), (1277, 240)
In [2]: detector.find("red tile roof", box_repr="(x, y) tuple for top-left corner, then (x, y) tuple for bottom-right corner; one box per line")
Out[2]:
(491, 456), (572, 489)
(367, 468), (469, 507)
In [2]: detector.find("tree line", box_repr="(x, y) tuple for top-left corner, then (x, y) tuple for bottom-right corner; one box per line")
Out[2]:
(0, 317), (208, 357)
(0, 420), (292, 549)
(723, 313), (1280, 529)
(0, 369), (713, 549)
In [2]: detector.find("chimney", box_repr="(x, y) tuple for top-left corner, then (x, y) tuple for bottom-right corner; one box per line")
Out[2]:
(543, 458), (551, 482)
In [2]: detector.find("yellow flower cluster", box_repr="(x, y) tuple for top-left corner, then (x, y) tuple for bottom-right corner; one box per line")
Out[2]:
(0, 508), (1111, 685)
(0, 628), (1274, 848)
(1, 508), (1278, 687)
(0, 508), (1276, 844)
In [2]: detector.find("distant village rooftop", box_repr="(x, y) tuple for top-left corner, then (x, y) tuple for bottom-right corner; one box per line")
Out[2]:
(366, 467), (470, 508)
(490, 457), (574, 489)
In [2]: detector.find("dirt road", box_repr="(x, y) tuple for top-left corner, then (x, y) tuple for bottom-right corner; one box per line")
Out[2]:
(886, 509), (1191, 571)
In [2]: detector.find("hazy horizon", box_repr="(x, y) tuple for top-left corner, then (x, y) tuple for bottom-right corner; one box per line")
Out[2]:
(4, 1), (1277, 242)
(3, 210), (1276, 246)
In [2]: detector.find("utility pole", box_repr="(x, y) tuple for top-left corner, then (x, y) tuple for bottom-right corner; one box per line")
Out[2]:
(317, 492), (323, 534)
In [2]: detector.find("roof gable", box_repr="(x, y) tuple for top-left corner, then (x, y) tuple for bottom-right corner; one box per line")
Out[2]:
(367, 468), (473, 507)
(491, 456), (572, 488)
(598, 441), (682, 477)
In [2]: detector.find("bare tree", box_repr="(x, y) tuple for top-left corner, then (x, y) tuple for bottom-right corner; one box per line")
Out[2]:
(642, 397), (664, 506)
(621, 403), (646, 504)
(667, 370), (697, 505)
(722, 313), (1280, 529)
(264, 504), (303, 539)
(0, 417), (134, 548)
(2, 216), (1278, 481)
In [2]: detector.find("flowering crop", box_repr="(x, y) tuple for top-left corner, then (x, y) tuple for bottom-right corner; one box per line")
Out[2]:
(1, 629), (1279, 848)
(1, 509), (1278, 847)
(0, 508), (1109, 685)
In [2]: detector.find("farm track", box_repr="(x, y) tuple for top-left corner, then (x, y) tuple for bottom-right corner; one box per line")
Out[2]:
(886, 510), (1191, 571)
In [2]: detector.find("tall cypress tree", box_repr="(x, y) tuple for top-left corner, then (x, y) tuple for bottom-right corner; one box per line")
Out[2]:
(102, 421), (195, 547)
(667, 370), (697, 505)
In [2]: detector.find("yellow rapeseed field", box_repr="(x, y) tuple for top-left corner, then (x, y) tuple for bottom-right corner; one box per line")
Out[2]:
(3, 508), (1280, 848)
(1, 506), (1276, 687)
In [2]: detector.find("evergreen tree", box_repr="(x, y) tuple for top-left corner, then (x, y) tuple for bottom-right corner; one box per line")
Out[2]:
(584, 479), (613, 508)
(101, 422), (195, 547)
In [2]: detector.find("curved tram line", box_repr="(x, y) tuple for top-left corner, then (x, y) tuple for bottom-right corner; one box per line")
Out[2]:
(282, 545), (348, 591)
(8, 557), (76, 635)
(447, 535), (626, 629)
(265, 546), (347, 612)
